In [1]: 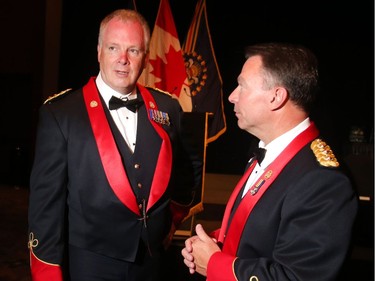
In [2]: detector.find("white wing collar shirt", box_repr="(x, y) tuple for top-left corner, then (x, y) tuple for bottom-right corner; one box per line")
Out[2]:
(242, 118), (311, 197)
(96, 73), (138, 153)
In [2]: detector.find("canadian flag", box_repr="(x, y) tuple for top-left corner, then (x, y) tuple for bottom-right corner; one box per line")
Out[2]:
(138, 0), (192, 111)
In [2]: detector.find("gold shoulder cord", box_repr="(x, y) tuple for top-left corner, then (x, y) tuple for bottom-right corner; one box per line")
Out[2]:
(310, 139), (340, 167)
(44, 88), (73, 104)
(148, 87), (172, 97)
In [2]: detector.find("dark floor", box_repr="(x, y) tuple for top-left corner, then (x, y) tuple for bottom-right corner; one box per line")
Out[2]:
(0, 185), (30, 281)
(0, 183), (373, 281)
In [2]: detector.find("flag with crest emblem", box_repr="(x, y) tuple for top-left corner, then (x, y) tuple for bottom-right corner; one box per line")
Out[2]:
(182, 0), (226, 143)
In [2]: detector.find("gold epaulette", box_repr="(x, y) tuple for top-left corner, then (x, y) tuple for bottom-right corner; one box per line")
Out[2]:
(310, 139), (340, 167)
(146, 86), (172, 97)
(43, 88), (73, 104)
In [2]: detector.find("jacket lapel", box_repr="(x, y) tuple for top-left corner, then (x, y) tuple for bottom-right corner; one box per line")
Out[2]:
(83, 77), (140, 215)
(137, 83), (172, 211)
(221, 123), (319, 254)
(82, 77), (173, 215)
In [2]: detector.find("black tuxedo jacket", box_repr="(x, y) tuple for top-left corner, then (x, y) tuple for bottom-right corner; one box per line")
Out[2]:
(28, 79), (202, 274)
(208, 138), (358, 281)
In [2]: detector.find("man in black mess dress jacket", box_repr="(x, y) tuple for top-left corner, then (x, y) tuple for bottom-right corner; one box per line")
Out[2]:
(28, 9), (202, 281)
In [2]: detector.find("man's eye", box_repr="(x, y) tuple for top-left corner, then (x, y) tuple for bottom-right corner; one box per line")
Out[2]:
(128, 49), (140, 56)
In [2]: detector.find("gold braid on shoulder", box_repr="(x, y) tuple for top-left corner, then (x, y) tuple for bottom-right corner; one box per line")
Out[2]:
(146, 86), (172, 97)
(44, 88), (73, 104)
(310, 139), (340, 167)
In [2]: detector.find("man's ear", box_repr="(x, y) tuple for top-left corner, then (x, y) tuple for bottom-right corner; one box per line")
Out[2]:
(270, 87), (288, 110)
(97, 44), (101, 63)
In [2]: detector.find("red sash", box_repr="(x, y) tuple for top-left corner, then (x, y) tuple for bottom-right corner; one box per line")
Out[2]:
(83, 77), (172, 215)
(219, 123), (319, 255)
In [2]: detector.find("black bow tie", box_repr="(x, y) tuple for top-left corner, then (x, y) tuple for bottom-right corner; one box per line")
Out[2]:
(109, 96), (144, 112)
(252, 147), (267, 164)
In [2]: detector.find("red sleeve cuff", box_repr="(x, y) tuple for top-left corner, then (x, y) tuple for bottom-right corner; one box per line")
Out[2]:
(207, 251), (237, 281)
(30, 250), (63, 281)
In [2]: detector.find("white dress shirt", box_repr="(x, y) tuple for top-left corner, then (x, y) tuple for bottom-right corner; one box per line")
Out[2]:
(242, 118), (311, 197)
(95, 73), (138, 152)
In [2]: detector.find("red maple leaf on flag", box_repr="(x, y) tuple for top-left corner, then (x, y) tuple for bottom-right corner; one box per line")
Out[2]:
(137, 0), (192, 111)
(148, 46), (186, 96)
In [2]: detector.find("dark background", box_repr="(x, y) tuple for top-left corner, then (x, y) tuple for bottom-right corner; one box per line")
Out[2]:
(59, 0), (374, 174)
(0, 0), (373, 181)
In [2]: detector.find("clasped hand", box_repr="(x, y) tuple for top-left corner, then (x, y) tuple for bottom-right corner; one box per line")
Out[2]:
(181, 224), (221, 276)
